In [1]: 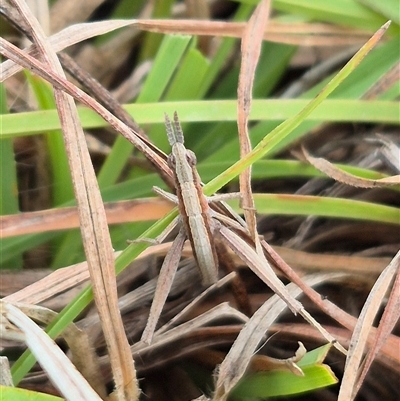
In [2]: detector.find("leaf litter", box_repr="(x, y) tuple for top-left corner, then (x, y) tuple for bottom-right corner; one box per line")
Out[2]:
(0, 1), (399, 401)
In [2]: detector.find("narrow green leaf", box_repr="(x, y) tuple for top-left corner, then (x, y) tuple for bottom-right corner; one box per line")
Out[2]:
(195, 3), (254, 98)
(26, 74), (74, 206)
(0, 83), (22, 269)
(11, 208), (178, 384)
(356, 0), (400, 25)
(233, 194), (400, 225)
(2, 98), (398, 139)
(205, 35), (399, 163)
(148, 46), (209, 151)
(165, 48), (209, 100)
(0, 84), (19, 216)
(138, 0), (176, 61)
(204, 22), (391, 195)
(273, 0), (387, 31)
(97, 34), (192, 188)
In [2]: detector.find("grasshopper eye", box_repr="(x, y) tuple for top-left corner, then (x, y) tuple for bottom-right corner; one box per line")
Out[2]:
(186, 150), (197, 165)
(168, 154), (176, 169)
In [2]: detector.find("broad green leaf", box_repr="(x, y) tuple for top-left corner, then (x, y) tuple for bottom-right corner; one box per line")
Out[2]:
(231, 343), (338, 399)
(0, 386), (65, 401)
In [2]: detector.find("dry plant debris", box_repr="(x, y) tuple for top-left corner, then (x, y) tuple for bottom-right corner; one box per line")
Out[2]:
(0, 1), (399, 401)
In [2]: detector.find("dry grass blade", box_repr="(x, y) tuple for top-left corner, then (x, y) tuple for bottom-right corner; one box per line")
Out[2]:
(237, 0), (271, 246)
(213, 273), (342, 401)
(141, 229), (186, 343)
(363, 61), (400, 100)
(0, 357), (13, 386)
(134, 19), (371, 46)
(302, 146), (400, 187)
(6, 1), (138, 398)
(262, 240), (400, 357)
(0, 18), (139, 80)
(0, 37), (172, 185)
(131, 303), (248, 355)
(219, 226), (342, 353)
(14, 302), (107, 398)
(3, 257), (93, 304)
(1, 301), (103, 401)
(0, 198), (172, 238)
(0, 18), (371, 81)
(338, 251), (400, 401)
(370, 135), (400, 172)
(219, 225), (301, 314)
(2, 241), (174, 307)
(273, 245), (391, 275)
(57, 51), (139, 130)
(248, 342), (307, 376)
(355, 264), (400, 394)
(154, 272), (238, 337)
(2, 2), (398, 400)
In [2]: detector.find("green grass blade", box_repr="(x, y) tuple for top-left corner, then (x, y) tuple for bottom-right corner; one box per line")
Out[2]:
(0, 84), (19, 216)
(273, 0), (387, 31)
(204, 30), (399, 164)
(165, 48), (209, 100)
(0, 83), (22, 269)
(147, 45), (210, 151)
(356, 0), (400, 25)
(203, 22), (391, 195)
(52, 34), (192, 266)
(198, 159), (400, 188)
(11, 208), (178, 384)
(26, 73), (74, 206)
(196, 3), (254, 98)
(97, 34), (192, 187)
(2, 98), (398, 139)
(1, 158), (397, 266)
(138, 0), (176, 61)
(245, 194), (400, 225)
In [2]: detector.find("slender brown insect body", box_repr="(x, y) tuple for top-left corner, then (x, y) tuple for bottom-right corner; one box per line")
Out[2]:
(165, 113), (219, 285)
(143, 113), (338, 352)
